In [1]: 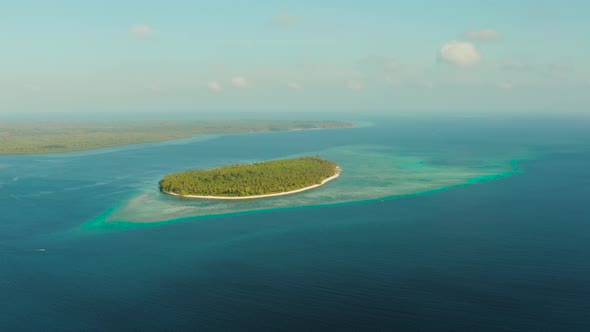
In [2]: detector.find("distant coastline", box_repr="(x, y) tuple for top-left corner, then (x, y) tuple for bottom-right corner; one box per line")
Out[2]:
(163, 167), (341, 200)
(0, 120), (355, 155)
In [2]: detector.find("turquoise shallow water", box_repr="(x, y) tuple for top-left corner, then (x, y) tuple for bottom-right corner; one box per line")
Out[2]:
(87, 120), (533, 228)
(1, 115), (590, 331)
(91, 145), (522, 227)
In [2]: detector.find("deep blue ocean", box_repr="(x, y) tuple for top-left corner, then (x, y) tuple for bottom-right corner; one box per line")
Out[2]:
(1, 115), (589, 331)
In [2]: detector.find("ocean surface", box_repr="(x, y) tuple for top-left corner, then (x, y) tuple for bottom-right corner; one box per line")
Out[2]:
(1, 115), (589, 331)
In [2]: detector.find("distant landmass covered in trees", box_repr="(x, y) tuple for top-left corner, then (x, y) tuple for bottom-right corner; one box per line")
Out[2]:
(0, 120), (354, 154)
(159, 157), (340, 197)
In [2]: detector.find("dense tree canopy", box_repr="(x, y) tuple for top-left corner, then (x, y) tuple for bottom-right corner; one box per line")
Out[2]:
(159, 157), (339, 197)
(0, 120), (354, 154)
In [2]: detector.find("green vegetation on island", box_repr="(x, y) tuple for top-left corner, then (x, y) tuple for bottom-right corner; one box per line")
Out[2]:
(0, 120), (354, 155)
(159, 156), (340, 197)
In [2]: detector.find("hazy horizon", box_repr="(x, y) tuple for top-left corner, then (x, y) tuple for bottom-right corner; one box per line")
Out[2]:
(3, 110), (590, 122)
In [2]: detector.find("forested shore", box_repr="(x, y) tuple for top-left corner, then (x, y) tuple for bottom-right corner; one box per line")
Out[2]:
(159, 157), (340, 198)
(0, 120), (354, 154)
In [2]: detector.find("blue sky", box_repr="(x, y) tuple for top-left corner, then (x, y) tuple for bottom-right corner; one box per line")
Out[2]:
(1, 0), (589, 114)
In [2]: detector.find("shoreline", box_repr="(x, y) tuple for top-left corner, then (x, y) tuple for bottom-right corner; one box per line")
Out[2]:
(163, 167), (341, 200)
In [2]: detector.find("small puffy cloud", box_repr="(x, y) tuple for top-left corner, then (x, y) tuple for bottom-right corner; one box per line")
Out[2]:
(347, 80), (363, 90)
(273, 12), (299, 26)
(465, 29), (501, 41)
(130, 24), (154, 37)
(287, 82), (302, 89)
(498, 81), (513, 89)
(231, 76), (249, 88)
(207, 81), (222, 91)
(440, 41), (482, 67)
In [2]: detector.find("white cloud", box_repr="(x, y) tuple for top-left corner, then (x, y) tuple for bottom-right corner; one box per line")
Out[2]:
(465, 29), (501, 41)
(273, 12), (299, 26)
(347, 80), (363, 90)
(231, 76), (249, 88)
(287, 82), (302, 89)
(440, 41), (482, 67)
(207, 81), (222, 91)
(130, 24), (154, 37)
(498, 81), (513, 89)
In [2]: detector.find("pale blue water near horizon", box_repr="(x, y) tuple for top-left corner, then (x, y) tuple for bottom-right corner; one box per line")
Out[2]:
(1, 115), (590, 331)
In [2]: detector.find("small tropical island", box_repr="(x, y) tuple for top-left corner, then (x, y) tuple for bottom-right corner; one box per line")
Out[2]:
(159, 156), (340, 199)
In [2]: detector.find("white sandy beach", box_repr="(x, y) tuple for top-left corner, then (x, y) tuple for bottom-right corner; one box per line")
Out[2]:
(164, 167), (341, 200)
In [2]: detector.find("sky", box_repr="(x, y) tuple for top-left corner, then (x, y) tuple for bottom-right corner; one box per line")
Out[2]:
(1, 0), (589, 114)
